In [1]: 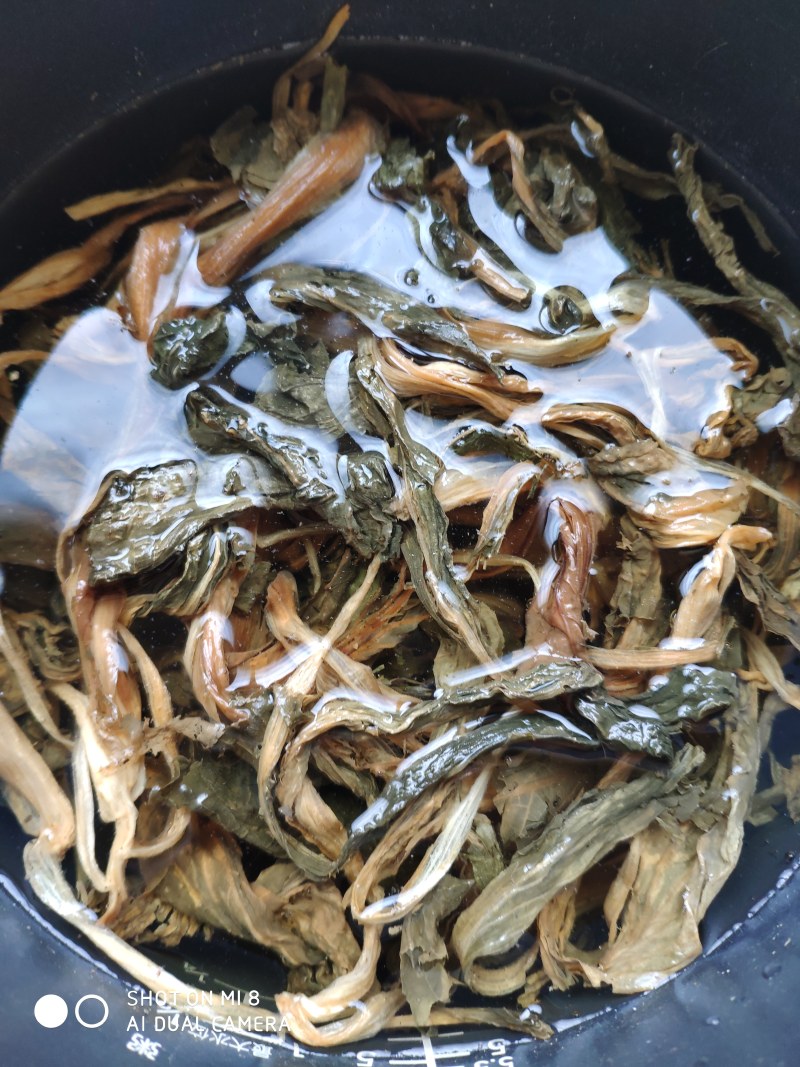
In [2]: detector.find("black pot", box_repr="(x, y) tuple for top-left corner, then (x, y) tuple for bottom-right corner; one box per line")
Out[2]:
(1, 3), (799, 1065)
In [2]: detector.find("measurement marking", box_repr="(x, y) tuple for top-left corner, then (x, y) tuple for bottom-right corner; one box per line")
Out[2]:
(421, 1035), (437, 1067)
(388, 1053), (468, 1063)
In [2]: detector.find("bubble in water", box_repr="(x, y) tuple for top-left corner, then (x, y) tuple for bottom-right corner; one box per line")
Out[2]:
(705, 1016), (720, 1027)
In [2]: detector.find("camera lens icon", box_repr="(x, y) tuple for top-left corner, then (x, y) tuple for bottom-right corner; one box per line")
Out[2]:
(34, 993), (109, 1029)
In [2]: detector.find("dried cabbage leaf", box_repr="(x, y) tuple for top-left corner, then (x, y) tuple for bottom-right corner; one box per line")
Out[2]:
(578, 687), (760, 992)
(265, 263), (488, 368)
(185, 385), (400, 557)
(769, 753), (800, 822)
(83, 456), (288, 584)
(605, 515), (666, 647)
(575, 665), (738, 757)
(348, 710), (596, 845)
(162, 755), (284, 857)
(320, 57), (348, 135)
(493, 757), (593, 848)
(451, 744), (704, 977)
(154, 823), (359, 970)
(151, 312), (230, 388)
(399, 875), (470, 1025)
(372, 137), (431, 198)
(735, 551), (800, 651)
(254, 333), (342, 435)
(355, 345), (502, 659)
(126, 526), (239, 618)
(210, 106), (285, 190)
(671, 136), (800, 385)
(464, 814), (505, 888)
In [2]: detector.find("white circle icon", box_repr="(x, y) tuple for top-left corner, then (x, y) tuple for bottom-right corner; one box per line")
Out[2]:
(34, 994), (69, 1028)
(74, 994), (109, 1028)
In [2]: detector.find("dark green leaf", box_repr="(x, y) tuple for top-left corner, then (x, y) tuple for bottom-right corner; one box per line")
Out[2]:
(255, 333), (342, 435)
(263, 264), (490, 370)
(162, 754), (285, 857)
(347, 710), (596, 846)
(372, 138), (431, 199)
(83, 455), (286, 583)
(450, 424), (543, 464)
(185, 384), (400, 557)
(151, 312), (229, 388)
(400, 875), (470, 1025)
(735, 551), (800, 651)
(575, 665), (739, 757)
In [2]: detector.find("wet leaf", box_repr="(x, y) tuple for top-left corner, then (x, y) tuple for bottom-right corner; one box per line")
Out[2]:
(265, 263), (489, 369)
(451, 744), (704, 977)
(186, 384), (400, 557)
(400, 875), (470, 1025)
(735, 551), (800, 651)
(372, 137), (431, 198)
(151, 312), (230, 388)
(347, 710), (596, 845)
(82, 455), (287, 583)
(255, 332), (342, 435)
(162, 755), (284, 857)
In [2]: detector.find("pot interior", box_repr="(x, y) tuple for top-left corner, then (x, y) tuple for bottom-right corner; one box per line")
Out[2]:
(1, 37), (799, 1066)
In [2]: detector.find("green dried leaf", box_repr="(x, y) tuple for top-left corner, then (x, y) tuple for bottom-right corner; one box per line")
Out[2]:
(162, 754), (284, 857)
(151, 312), (229, 388)
(233, 559), (274, 614)
(372, 138), (432, 198)
(735, 551), (800, 651)
(126, 526), (237, 618)
(575, 665), (738, 756)
(452, 744), (704, 975)
(210, 106), (284, 190)
(465, 813), (505, 888)
(576, 688), (760, 993)
(355, 343), (503, 659)
(320, 57), (348, 134)
(83, 455), (286, 583)
(264, 264), (490, 370)
(769, 752), (800, 822)
(400, 875), (470, 1025)
(255, 333), (342, 435)
(493, 757), (592, 848)
(450, 424), (543, 464)
(605, 515), (666, 646)
(530, 148), (598, 235)
(185, 385), (400, 557)
(347, 710), (596, 845)
(671, 135), (800, 386)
